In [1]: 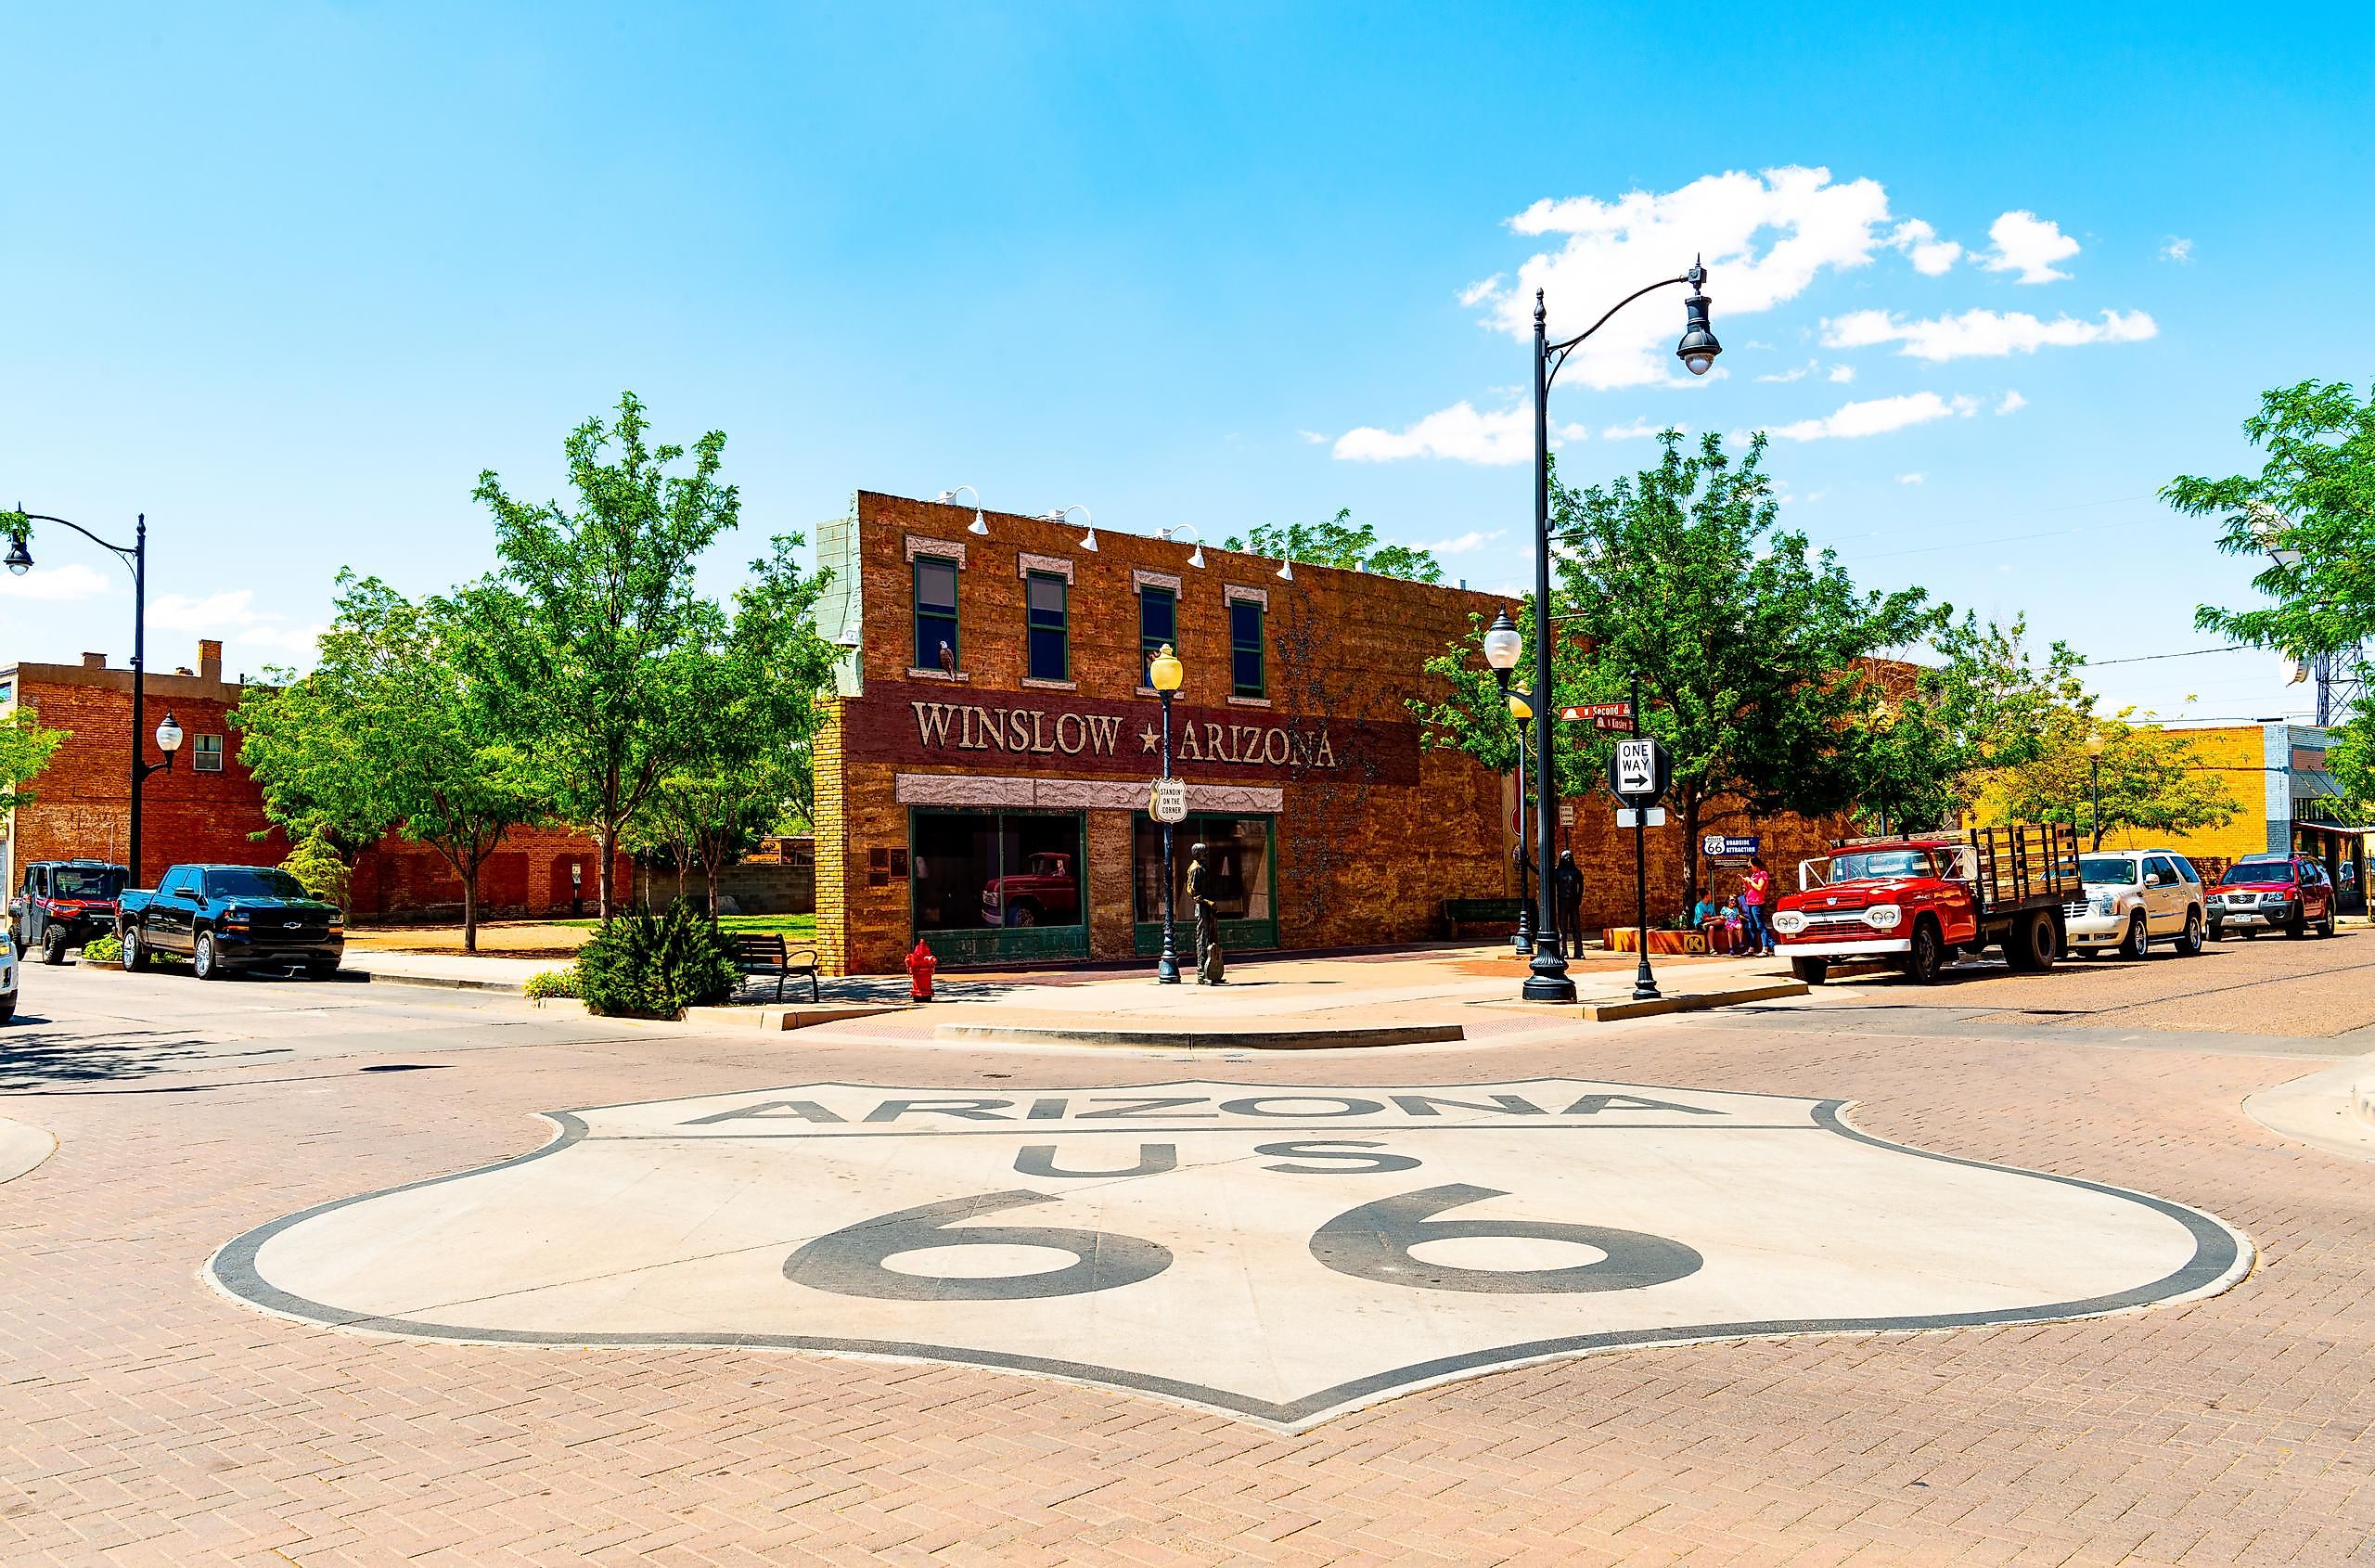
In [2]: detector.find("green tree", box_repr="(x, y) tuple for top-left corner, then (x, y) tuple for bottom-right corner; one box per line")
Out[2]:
(1415, 435), (1938, 917)
(1223, 509), (1444, 583)
(1848, 613), (2090, 833)
(235, 574), (544, 949)
(2329, 711), (2375, 817)
(455, 394), (837, 920)
(1989, 709), (2241, 849)
(2166, 379), (2375, 673)
(0, 707), (69, 815)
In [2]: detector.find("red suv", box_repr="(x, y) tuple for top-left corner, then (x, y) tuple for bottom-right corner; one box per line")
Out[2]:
(2206, 854), (2335, 940)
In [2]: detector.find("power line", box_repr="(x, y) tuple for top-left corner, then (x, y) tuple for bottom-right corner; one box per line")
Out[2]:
(2088, 646), (2256, 667)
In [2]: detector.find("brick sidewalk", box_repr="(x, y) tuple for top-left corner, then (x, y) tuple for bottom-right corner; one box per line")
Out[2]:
(3, 1011), (2370, 1564)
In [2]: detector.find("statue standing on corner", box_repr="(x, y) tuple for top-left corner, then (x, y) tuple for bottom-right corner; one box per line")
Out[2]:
(1188, 841), (1226, 984)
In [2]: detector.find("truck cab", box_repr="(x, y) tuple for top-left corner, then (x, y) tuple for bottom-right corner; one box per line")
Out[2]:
(1771, 827), (2078, 986)
(980, 852), (1080, 928)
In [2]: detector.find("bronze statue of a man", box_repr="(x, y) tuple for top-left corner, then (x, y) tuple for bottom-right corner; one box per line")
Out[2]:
(1188, 841), (1226, 984)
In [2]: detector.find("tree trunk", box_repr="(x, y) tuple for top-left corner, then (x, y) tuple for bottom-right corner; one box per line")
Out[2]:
(595, 826), (616, 922)
(461, 864), (480, 954)
(704, 855), (721, 918)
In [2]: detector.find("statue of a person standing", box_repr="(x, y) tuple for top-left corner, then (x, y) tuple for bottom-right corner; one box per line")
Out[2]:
(1188, 841), (1226, 984)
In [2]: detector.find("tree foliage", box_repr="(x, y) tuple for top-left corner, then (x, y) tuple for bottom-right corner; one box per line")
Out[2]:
(2167, 379), (2375, 669)
(1414, 435), (1938, 915)
(235, 573), (544, 949)
(1223, 508), (1444, 583)
(575, 902), (738, 1018)
(0, 707), (69, 816)
(454, 393), (834, 920)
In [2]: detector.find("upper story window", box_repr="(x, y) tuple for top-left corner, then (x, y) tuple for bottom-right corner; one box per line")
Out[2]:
(194, 734), (225, 774)
(1026, 571), (1069, 681)
(1139, 585), (1176, 686)
(913, 557), (960, 671)
(1230, 598), (1265, 697)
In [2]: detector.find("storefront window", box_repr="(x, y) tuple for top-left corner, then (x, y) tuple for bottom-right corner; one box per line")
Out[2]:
(1139, 585), (1176, 685)
(1133, 814), (1273, 923)
(1026, 572), (1069, 681)
(913, 557), (959, 670)
(1230, 599), (1265, 697)
(912, 810), (1084, 931)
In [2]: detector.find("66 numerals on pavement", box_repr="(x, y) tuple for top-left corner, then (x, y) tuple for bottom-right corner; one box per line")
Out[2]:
(784, 1140), (1705, 1302)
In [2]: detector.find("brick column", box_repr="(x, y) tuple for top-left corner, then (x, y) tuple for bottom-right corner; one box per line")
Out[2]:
(812, 699), (851, 976)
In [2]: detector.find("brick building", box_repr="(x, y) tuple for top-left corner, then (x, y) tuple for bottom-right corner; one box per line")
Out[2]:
(0, 640), (619, 916)
(810, 493), (1519, 974)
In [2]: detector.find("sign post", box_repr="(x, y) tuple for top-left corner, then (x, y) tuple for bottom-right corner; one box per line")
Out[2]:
(1604, 682), (1672, 1001)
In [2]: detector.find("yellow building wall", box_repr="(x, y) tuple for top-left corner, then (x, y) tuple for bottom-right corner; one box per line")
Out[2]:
(1969, 724), (2274, 863)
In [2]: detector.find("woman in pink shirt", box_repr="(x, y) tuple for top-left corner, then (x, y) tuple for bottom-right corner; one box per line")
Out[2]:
(1740, 857), (1774, 956)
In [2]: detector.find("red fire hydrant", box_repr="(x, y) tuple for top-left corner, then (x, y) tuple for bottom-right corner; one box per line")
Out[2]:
(905, 940), (938, 1002)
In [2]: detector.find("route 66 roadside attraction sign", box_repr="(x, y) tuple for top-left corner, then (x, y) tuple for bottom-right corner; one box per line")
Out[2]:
(210, 1079), (2249, 1431)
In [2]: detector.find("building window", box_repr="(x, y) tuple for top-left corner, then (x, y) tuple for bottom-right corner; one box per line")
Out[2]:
(1133, 814), (1274, 924)
(1139, 585), (1176, 685)
(1230, 598), (1265, 697)
(913, 557), (959, 671)
(911, 810), (1084, 931)
(1026, 571), (1069, 682)
(194, 734), (225, 773)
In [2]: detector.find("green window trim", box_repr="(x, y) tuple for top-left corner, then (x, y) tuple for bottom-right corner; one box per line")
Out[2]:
(913, 556), (960, 671)
(1138, 584), (1177, 685)
(1229, 598), (1265, 698)
(1026, 570), (1070, 682)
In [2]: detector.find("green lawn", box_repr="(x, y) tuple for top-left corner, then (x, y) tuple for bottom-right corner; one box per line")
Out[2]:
(558, 913), (816, 938)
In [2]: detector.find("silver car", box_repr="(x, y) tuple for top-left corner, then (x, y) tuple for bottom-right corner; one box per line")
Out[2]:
(0, 928), (18, 1023)
(2065, 849), (2207, 959)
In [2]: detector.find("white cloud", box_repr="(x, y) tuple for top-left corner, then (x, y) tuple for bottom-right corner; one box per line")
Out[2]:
(1603, 418), (1685, 440)
(150, 589), (266, 631)
(233, 623), (326, 658)
(1425, 529), (1507, 555)
(1757, 359), (1818, 383)
(1996, 389), (2028, 415)
(1334, 403), (1566, 465)
(1889, 219), (1963, 276)
(1457, 275), (1505, 307)
(1828, 364), (1855, 383)
(1760, 392), (1979, 442)
(2162, 237), (2194, 263)
(0, 561), (115, 603)
(1980, 211), (2079, 283)
(1896, 472), (1925, 484)
(1294, 430), (1329, 444)
(1822, 306), (2156, 361)
(1478, 166), (1932, 390)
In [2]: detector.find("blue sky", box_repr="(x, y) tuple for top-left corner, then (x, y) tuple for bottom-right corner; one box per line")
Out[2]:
(5, 3), (2370, 726)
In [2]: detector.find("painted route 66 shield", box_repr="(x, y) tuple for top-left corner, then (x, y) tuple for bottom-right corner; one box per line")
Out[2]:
(211, 1079), (2248, 1430)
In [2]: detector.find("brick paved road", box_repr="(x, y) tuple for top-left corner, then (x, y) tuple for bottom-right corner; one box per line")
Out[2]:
(3, 957), (2371, 1566)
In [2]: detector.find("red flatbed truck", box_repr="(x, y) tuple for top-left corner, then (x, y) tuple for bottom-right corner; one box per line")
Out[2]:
(1770, 825), (2084, 985)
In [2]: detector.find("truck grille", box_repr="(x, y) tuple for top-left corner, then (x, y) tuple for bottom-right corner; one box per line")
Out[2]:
(2063, 901), (2088, 920)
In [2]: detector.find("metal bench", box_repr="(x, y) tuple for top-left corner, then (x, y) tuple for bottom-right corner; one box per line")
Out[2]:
(1443, 897), (1525, 939)
(732, 933), (820, 1003)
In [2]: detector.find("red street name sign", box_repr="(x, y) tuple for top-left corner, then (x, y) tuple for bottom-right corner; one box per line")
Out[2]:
(1560, 702), (1632, 722)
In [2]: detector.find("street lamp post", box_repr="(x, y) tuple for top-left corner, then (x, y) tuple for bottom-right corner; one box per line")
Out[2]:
(1482, 610), (1529, 953)
(1149, 642), (1185, 983)
(2086, 730), (2107, 850)
(5, 510), (178, 885)
(1524, 263), (1720, 1001)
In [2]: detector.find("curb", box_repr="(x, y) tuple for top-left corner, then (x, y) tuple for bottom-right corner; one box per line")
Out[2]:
(356, 971), (526, 996)
(930, 1022), (1465, 1051)
(1482, 978), (1810, 1022)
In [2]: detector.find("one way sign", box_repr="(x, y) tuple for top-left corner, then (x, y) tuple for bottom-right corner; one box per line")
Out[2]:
(1608, 737), (1670, 807)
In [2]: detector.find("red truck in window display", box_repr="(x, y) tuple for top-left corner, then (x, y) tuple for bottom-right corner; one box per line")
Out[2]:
(1769, 826), (2083, 986)
(980, 853), (1079, 928)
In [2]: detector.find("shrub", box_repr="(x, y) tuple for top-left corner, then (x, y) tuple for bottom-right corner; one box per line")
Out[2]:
(81, 933), (124, 963)
(574, 904), (738, 1019)
(523, 966), (581, 1001)
(280, 833), (353, 914)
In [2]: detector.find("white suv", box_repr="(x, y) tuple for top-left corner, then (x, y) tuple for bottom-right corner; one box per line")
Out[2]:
(2066, 849), (2207, 959)
(0, 928), (17, 1022)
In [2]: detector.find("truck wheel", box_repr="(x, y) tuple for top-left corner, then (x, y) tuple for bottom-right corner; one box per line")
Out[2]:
(1790, 957), (1828, 985)
(2119, 914), (2150, 961)
(42, 928), (69, 965)
(194, 932), (227, 982)
(122, 928), (151, 972)
(0, 995), (14, 1024)
(2176, 908), (2204, 957)
(1902, 919), (1945, 984)
(2286, 910), (2307, 939)
(2320, 907), (2337, 937)
(2004, 911), (2058, 971)
(1003, 903), (1039, 929)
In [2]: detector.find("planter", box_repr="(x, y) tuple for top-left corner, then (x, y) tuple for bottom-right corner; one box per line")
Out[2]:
(1601, 928), (1710, 956)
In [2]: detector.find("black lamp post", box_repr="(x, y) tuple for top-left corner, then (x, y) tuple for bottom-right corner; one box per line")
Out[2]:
(1149, 642), (1185, 983)
(1481, 610), (1531, 952)
(5, 509), (180, 886)
(1523, 262), (1720, 1002)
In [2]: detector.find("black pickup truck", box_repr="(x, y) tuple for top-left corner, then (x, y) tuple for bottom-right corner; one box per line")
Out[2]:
(116, 864), (345, 980)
